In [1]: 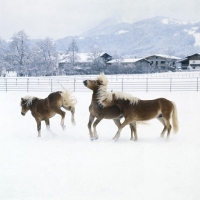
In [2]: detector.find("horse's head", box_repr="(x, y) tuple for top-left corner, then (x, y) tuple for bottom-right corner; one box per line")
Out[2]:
(20, 96), (34, 116)
(83, 74), (108, 91)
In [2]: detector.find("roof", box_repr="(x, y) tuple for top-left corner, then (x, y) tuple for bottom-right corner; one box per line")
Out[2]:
(145, 54), (181, 60)
(107, 58), (150, 64)
(186, 53), (200, 58)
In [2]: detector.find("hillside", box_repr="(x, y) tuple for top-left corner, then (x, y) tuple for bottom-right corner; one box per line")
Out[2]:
(55, 16), (200, 57)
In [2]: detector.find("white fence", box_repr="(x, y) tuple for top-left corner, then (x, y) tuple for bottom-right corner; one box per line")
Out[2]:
(1, 74), (200, 92)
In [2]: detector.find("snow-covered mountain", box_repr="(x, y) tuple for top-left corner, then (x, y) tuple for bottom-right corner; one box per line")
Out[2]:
(55, 16), (200, 57)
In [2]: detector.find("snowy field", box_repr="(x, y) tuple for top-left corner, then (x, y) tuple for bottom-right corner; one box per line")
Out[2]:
(1, 89), (200, 200)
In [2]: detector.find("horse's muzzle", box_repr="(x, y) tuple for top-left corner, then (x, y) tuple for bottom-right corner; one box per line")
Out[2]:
(21, 112), (25, 116)
(83, 80), (88, 86)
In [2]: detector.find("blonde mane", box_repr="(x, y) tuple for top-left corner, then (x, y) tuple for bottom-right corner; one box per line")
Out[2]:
(112, 92), (140, 105)
(21, 96), (37, 107)
(96, 74), (110, 103)
(95, 74), (140, 105)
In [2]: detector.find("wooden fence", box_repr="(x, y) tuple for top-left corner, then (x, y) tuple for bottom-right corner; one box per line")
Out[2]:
(0, 75), (200, 92)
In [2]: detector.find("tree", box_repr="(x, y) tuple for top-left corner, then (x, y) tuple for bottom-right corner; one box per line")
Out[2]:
(88, 45), (105, 74)
(31, 38), (58, 76)
(9, 30), (30, 76)
(68, 39), (79, 65)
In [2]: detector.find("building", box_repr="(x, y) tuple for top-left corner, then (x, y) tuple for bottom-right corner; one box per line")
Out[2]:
(106, 58), (151, 73)
(178, 53), (200, 70)
(58, 52), (112, 74)
(145, 54), (181, 72)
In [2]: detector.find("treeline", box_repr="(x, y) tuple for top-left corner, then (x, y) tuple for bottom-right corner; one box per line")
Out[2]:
(0, 30), (114, 76)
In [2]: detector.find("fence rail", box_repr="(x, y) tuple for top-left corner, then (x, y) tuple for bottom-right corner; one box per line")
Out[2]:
(1, 75), (200, 92)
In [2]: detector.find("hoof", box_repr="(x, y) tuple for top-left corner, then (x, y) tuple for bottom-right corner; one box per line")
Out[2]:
(62, 125), (66, 130)
(90, 138), (94, 141)
(72, 121), (76, 126)
(94, 136), (98, 140)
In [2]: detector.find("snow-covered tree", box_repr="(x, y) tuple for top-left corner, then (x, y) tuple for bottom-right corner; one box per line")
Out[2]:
(88, 45), (105, 74)
(9, 30), (30, 76)
(31, 38), (57, 76)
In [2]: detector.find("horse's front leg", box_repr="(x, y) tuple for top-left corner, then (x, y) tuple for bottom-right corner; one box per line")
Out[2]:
(113, 118), (133, 141)
(93, 115), (104, 140)
(88, 114), (95, 140)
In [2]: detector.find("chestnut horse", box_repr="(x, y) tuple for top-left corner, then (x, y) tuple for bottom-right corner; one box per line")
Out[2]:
(20, 91), (77, 137)
(83, 74), (134, 140)
(98, 91), (179, 141)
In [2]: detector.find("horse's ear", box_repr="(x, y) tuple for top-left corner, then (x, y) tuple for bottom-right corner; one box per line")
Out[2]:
(21, 98), (24, 101)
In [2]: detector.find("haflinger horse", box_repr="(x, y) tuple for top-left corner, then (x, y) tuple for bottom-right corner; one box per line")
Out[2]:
(83, 74), (134, 140)
(20, 90), (77, 137)
(97, 90), (179, 141)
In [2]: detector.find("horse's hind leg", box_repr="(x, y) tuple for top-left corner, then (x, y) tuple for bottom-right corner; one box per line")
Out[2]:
(157, 116), (167, 137)
(45, 119), (50, 130)
(35, 118), (41, 137)
(70, 106), (76, 125)
(88, 114), (95, 140)
(64, 106), (76, 126)
(130, 121), (137, 141)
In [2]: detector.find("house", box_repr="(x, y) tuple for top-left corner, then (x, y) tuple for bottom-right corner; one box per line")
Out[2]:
(58, 52), (112, 74)
(178, 53), (200, 70)
(145, 54), (181, 72)
(106, 58), (151, 73)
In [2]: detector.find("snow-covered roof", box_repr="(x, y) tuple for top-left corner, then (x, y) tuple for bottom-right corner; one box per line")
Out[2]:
(186, 53), (200, 58)
(145, 54), (181, 60)
(107, 58), (150, 64)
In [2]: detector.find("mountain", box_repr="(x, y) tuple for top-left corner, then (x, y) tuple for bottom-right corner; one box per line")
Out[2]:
(55, 16), (200, 57)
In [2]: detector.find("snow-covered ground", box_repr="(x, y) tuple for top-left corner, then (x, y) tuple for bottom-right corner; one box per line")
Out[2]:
(0, 90), (200, 200)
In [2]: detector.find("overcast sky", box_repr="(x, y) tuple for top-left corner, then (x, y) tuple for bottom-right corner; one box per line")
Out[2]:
(0, 0), (200, 41)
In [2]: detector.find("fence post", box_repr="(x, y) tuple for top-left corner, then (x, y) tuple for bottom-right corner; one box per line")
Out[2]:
(51, 78), (53, 92)
(146, 78), (148, 92)
(74, 77), (76, 92)
(170, 78), (172, 92)
(5, 78), (7, 92)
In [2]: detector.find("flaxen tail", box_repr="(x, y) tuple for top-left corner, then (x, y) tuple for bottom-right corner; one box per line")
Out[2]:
(61, 90), (77, 108)
(172, 102), (179, 133)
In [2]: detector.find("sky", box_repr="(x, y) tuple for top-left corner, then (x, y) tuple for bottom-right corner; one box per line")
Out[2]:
(0, 0), (200, 41)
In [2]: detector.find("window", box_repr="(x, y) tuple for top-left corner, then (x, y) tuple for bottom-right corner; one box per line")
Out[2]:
(161, 61), (165, 64)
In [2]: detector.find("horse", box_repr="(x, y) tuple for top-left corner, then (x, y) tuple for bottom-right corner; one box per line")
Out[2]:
(83, 74), (134, 140)
(20, 91), (77, 137)
(97, 90), (179, 141)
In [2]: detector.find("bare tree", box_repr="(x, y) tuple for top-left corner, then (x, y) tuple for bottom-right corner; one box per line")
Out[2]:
(9, 30), (30, 76)
(31, 38), (57, 76)
(88, 45), (105, 74)
(67, 39), (79, 69)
